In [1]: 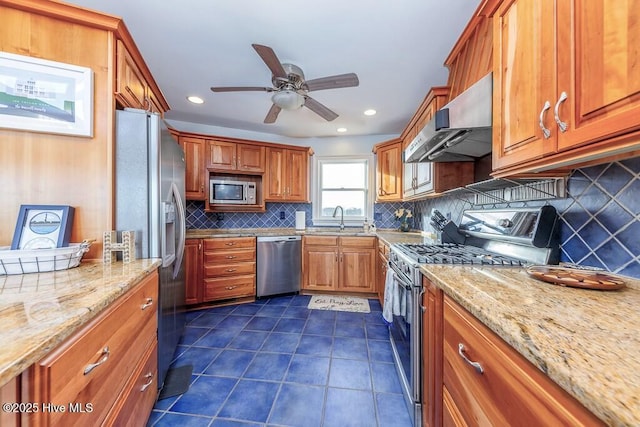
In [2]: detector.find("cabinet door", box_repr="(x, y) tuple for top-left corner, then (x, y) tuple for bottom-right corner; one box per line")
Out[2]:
(286, 149), (309, 201)
(556, 1), (640, 152)
(303, 246), (339, 291)
(237, 143), (265, 172)
(180, 137), (206, 200)
(184, 239), (202, 305)
(422, 278), (443, 427)
(492, 0), (556, 170)
(265, 147), (285, 200)
(403, 163), (416, 198)
(414, 162), (434, 196)
(116, 41), (147, 109)
(376, 142), (403, 201)
(206, 140), (236, 170)
(338, 247), (376, 292)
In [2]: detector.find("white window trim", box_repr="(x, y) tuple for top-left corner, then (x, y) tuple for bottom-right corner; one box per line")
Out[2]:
(311, 154), (375, 227)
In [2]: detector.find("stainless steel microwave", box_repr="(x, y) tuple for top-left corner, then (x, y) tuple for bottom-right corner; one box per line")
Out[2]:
(210, 179), (257, 205)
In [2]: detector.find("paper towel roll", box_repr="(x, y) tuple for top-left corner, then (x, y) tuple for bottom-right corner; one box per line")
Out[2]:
(295, 211), (306, 230)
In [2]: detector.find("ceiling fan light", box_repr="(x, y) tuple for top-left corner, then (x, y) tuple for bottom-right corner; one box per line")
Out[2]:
(272, 90), (305, 110)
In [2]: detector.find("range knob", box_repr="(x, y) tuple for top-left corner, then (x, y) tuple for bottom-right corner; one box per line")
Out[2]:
(497, 218), (513, 228)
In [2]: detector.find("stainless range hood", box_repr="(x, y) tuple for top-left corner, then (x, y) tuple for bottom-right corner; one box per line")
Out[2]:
(404, 72), (492, 163)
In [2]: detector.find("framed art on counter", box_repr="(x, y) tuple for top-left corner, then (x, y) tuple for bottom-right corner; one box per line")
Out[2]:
(11, 205), (75, 250)
(0, 51), (93, 137)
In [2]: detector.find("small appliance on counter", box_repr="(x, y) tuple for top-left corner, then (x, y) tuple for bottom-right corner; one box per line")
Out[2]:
(295, 211), (306, 230)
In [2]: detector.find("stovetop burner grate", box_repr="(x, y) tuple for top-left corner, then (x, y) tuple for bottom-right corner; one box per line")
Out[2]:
(395, 243), (527, 266)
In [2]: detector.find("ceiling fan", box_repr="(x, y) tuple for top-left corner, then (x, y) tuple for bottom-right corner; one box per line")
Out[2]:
(210, 44), (359, 123)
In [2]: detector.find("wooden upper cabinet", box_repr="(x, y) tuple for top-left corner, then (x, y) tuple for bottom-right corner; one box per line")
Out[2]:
(179, 136), (206, 200)
(492, 0), (640, 174)
(206, 140), (265, 173)
(265, 147), (309, 202)
(206, 139), (237, 170)
(115, 40), (168, 113)
(237, 143), (265, 173)
(373, 139), (403, 202)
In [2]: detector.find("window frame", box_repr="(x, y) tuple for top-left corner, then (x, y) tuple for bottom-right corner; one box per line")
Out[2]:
(311, 155), (374, 227)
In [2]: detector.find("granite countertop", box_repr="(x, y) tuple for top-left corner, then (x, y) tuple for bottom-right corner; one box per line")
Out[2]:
(186, 227), (433, 244)
(0, 259), (161, 388)
(422, 264), (640, 427)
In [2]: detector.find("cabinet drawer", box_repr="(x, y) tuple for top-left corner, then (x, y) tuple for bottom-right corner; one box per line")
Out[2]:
(443, 297), (603, 426)
(32, 272), (158, 426)
(104, 341), (158, 427)
(204, 237), (255, 250)
(304, 235), (338, 246)
(204, 262), (255, 277)
(340, 236), (376, 248)
(204, 275), (255, 301)
(204, 248), (256, 263)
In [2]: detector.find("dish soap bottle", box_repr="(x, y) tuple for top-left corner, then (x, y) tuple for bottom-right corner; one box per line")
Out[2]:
(363, 218), (370, 233)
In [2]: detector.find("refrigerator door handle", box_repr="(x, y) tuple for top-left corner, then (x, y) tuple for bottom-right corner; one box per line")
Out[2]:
(171, 182), (186, 279)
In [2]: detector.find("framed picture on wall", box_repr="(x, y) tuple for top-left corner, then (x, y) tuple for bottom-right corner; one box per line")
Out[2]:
(11, 205), (75, 250)
(0, 51), (93, 137)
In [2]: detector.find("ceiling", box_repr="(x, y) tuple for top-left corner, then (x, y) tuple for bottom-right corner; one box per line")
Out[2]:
(63, 0), (479, 139)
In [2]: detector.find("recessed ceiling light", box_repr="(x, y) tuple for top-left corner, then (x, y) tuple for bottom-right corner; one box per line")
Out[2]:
(364, 109), (377, 116)
(187, 96), (204, 104)
(337, 127), (347, 133)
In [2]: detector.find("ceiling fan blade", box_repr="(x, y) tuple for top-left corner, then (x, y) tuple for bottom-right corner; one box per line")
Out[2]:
(252, 44), (287, 79)
(211, 86), (273, 92)
(304, 73), (359, 92)
(264, 103), (282, 124)
(304, 96), (338, 121)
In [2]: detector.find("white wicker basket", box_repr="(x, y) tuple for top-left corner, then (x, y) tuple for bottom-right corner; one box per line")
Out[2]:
(0, 241), (92, 275)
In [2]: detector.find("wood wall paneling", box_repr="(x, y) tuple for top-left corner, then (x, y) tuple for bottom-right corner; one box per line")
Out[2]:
(0, 6), (113, 259)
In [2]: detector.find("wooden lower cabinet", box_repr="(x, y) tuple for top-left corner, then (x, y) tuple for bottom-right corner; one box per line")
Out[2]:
(202, 237), (256, 302)
(302, 236), (376, 293)
(184, 239), (203, 305)
(422, 276), (443, 427)
(442, 295), (603, 427)
(25, 271), (159, 427)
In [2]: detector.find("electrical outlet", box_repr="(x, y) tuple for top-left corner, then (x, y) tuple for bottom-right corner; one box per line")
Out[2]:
(280, 211), (285, 220)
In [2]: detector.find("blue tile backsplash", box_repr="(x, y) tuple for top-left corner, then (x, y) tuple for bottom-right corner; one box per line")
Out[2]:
(186, 158), (640, 279)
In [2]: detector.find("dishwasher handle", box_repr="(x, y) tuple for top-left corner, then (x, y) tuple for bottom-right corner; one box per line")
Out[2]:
(257, 235), (302, 243)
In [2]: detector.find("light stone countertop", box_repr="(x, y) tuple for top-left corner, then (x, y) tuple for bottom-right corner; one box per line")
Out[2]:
(0, 259), (161, 388)
(422, 264), (640, 427)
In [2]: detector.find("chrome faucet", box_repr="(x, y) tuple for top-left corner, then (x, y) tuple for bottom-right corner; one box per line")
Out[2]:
(332, 205), (345, 230)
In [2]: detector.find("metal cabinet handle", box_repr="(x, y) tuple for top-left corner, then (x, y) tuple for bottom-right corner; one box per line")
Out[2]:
(141, 297), (153, 310)
(419, 288), (427, 313)
(225, 286), (237, 290)
(84, 347), (110, 375)
(140, 373), (154, 392)
(226, 242), (236, 246)
(539, 101), (552, 139)
(458, 343), (484, 374)
(554, 91), (568, 132)
(226, 268), (237, 272)
(226, 255), (236, 259)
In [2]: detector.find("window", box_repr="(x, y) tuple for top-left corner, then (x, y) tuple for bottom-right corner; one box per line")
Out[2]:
(312, 156), (373, 226)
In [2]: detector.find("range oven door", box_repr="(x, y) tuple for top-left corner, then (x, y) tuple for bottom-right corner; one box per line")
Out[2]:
(388, 263), (422, 426)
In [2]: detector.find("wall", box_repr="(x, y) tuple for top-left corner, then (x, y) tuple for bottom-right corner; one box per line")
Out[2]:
(0, 3), (114, 260)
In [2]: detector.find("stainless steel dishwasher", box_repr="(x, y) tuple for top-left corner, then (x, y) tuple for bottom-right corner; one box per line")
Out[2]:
(256, 235), (302, 297)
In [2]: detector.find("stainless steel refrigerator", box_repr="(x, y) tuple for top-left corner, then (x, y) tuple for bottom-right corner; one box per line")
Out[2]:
(115, 108), (186, 391)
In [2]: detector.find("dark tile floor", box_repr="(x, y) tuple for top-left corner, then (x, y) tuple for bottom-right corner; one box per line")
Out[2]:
(147, 294), (412, 427)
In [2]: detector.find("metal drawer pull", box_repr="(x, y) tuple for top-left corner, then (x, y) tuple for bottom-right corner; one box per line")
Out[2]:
(140, 373), (154, 392)
(226, 268), (237, 272)
(141, 297), (153, 310)
(226, 242), (236, 246)
(226, 256), (236, 259)
(539, 101), (552, 139)
(458, 343), (484, 374)
(84, 347), (110, 375)
(554, 91), (568, 132)
(225, 286), (237, 290)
